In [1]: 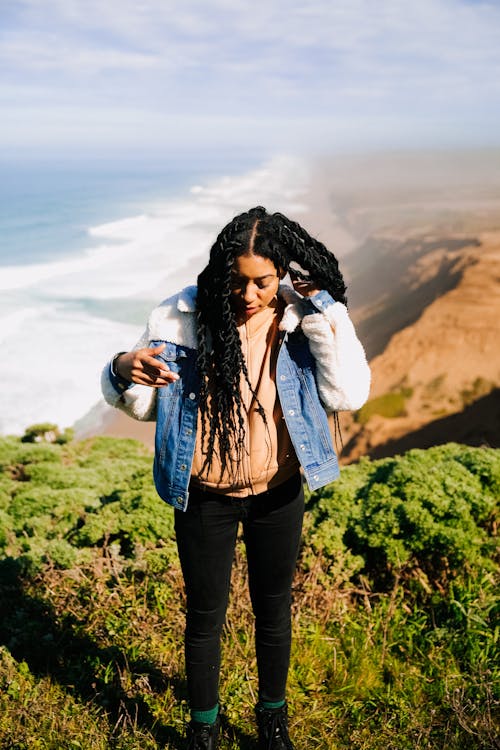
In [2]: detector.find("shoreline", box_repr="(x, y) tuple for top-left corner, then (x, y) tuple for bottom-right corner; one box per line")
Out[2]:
(10, 149), (500, 445)
(0, 153), (315, 438)
(98, 410), (156, 449)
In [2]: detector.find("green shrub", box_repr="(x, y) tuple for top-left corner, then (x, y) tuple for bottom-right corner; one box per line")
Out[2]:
(0, 436), (498, 749)
(0, 436), (174, 573)
(72, 487), (174, 556)
(23, 463), (108, 491)
(2, 436), (498, 589)
(307, 444), (499, 588)
(0, 510), (13, 551)
(20, 422), (74, 444)
(0, 440), (61, 470)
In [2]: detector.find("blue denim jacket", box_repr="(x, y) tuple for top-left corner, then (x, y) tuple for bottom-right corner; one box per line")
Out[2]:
(104, 288), (370, 511)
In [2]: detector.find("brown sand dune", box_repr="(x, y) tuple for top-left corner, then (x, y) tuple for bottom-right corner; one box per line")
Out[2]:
(94, 406), (155, 448)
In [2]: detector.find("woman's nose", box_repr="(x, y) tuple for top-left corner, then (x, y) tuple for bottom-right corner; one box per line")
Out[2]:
(242, 282), (258, 302)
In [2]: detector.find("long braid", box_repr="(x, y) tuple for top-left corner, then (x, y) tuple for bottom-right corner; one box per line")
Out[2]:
(261, 213), (348, 305)
(196, 210), (261, 477)
(195, 206), (347, 476)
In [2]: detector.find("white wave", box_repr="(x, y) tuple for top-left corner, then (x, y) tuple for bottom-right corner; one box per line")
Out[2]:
(0, 306), (40, 344)
(0, 303), (143, 436)
(0, 154), (311, 435)
(0, 155), (310, 300)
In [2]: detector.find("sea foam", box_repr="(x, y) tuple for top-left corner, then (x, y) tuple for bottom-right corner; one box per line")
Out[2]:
(0, 155), (310, 436)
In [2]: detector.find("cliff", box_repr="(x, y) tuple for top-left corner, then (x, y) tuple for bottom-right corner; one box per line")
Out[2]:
(341, 230), (500, 461)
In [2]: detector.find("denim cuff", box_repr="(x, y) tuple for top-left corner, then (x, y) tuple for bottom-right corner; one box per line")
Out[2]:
(302, 289), (336, 314)
(109, 352), (133, 393)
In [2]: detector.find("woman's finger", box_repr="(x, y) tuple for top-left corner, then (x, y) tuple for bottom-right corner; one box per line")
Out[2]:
(133, 372), (178, 387)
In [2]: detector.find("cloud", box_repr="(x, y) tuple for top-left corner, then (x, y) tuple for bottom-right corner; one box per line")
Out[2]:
(1, 0), (500, 150)
(5, 0), (500, 76)
(0, 32), (160, 73)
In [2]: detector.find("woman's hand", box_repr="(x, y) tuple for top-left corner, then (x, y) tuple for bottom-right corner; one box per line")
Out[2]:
(115, 344), (179, 387)
(289, 270), (321, 297)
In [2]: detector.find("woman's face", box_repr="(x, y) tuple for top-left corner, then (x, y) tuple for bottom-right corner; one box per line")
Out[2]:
(230, 253), (281, 322)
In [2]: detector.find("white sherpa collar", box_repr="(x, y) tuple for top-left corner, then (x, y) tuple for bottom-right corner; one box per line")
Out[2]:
(147, 283), (306, 348)
(277, 284), (306, 333)
(176, 285), (198, 312)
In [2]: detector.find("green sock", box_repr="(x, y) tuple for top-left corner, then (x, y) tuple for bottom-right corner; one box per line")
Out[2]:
(260, 699), (285, 710)
(191, 703), (219, 725)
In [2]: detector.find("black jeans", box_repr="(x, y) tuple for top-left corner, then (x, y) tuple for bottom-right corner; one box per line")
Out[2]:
(174, 472), (304, 711)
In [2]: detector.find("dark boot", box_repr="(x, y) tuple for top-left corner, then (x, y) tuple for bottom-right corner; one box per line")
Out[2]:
(185, 714), (220, 750)
(255, 702), (296, 750)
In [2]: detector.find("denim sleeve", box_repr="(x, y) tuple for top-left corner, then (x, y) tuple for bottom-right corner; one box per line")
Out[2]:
(302, 289), (336, 315)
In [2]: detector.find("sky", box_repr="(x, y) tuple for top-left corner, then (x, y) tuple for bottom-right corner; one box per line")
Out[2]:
(1, 0), (500, 159)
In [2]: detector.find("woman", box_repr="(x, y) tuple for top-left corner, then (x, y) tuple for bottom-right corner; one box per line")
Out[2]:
(101, 206), (370, 750)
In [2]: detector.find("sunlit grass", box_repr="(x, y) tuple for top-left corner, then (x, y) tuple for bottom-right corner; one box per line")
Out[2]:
(0, 436), (498, 749)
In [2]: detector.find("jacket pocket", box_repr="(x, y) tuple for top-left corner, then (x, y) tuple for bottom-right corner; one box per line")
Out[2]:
(150, 340), (188, 375)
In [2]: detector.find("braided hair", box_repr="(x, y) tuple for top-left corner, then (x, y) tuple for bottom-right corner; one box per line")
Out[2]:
(196, 206), (347, 477)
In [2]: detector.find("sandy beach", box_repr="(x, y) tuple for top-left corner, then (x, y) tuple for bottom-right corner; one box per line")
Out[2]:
(94, 404), (156, 448)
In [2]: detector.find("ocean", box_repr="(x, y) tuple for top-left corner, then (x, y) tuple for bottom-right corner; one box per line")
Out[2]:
(0, 153), (310, 436)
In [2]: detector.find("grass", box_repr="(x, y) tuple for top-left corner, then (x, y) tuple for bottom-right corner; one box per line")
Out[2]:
(459, 377), (496, 407)
(354, 390), (413, 425)
(0, 435), (498, 749)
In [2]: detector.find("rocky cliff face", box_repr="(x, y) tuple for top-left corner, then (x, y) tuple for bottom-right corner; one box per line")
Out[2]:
(340, 230), (500, 461)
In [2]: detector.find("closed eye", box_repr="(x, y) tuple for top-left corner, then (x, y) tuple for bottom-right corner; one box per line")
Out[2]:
(230, 275), (277, 291)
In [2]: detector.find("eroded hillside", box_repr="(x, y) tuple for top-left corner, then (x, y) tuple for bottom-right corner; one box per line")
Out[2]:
(341, 230), (500, 461)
